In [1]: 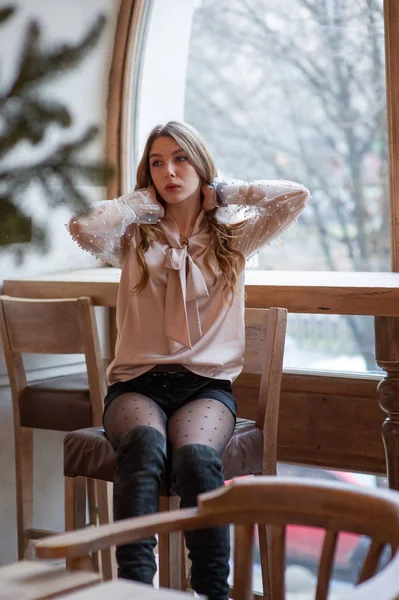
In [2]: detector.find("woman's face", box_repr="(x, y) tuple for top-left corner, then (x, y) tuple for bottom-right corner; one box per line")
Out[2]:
(149, 136), (201, 205)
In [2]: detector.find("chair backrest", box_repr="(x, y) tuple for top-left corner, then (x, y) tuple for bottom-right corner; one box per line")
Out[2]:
(35, 476), (399, 600)
(242, 308), (285, 375)
(0, 295), (106, 427)
(236, 307), (287, 474)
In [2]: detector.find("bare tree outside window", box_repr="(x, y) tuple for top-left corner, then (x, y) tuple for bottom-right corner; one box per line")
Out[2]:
(184, 0), (387, 371)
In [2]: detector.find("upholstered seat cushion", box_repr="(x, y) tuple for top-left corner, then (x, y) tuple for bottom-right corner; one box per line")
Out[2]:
(19, 372), (92, 431)
(64, 419), (263, 492)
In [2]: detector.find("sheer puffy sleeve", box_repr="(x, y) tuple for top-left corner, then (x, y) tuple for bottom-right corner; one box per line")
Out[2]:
(213, 178), (310, 258)
(67, 190), (163, 268)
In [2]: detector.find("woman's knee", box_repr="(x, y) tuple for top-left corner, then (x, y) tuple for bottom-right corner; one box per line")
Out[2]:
(118, 425), (167, 458)
(171, 443), (225, 495)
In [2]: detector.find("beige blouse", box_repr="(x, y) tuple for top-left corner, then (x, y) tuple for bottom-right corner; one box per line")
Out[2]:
(69, 178), (310, 384)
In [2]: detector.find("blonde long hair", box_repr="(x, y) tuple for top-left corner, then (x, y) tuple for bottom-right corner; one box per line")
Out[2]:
(133, 121), (245, 294)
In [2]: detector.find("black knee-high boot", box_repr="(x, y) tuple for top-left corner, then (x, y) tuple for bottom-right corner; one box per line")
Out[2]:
(171, 444), (230, 600)
(113, 425), (167, 584)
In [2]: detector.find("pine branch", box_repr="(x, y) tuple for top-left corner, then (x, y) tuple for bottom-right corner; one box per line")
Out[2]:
(0, 97), (72, 157)
(0, 5), (15, 26)
(2, 14), (106, 102)
(52, 125), (99, 160)
(0, 127), (112, 208)
(0, 8), (112, 256)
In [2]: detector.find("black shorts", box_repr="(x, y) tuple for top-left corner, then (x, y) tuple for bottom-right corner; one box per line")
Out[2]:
(103, 367), (237, 421)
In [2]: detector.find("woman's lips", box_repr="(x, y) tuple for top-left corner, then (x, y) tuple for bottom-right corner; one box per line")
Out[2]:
(165, 184), (180, 192)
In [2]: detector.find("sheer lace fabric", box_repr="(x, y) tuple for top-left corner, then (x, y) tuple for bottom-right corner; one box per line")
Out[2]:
(68, 189), (163, 267)
(68, 178), (309, 384)
(214, 178), (308, 258)
(67, 179), (309, 267)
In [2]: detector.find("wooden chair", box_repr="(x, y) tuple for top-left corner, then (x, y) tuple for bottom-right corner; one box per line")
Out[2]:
(50, 579), (204, 600)
(0, 561), (199, 600)
(0, 559), (101, 600)
(0, 295), (111, 576)
(35, 476), (399, 600)
(60, 306), (287, 593)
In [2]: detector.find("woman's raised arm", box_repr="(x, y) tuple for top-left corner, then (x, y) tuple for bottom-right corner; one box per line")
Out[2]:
(203, 178), (310, 258)
(67, 188), (163, 267)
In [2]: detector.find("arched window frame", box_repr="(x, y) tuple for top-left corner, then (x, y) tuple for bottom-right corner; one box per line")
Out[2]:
(108, 0), (399, 271)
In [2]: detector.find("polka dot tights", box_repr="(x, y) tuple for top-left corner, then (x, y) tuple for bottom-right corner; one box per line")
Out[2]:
(103, 392), (235, 454)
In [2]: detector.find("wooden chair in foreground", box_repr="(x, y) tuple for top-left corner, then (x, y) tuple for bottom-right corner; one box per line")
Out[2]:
(51, 579), (204, 600)
(35, 476), (399, 600)
(0, 559), (101, 600)
(60, 306), (287, 594)
(0, 296), (111, 577)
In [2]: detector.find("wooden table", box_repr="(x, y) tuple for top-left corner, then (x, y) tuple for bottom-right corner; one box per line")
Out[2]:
(4, 267), (399, 487)
(4, 267), (399, 314)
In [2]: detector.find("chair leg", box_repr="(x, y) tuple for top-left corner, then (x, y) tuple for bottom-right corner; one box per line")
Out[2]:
(158, 494), (187, 590)
(14, 427), (34, 560)
(168, 495), (185, 590)
(258, 523), (273, 600)
(158, 495), (185, 589)
(87, 479), (98, 528)
(158, 495), (171, 588)
(87, 479), (100, 573)
(65, 476), (87, 571)
(65, 476), (86, 532)
(96, 480), (115, 580)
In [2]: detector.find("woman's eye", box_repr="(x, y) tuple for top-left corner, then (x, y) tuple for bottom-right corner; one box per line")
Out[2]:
(151, 160), (161, 167)
(176, 156), (187, 162)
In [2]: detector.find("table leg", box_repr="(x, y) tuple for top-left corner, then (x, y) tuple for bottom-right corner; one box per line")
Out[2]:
(374, 316), (399, 490)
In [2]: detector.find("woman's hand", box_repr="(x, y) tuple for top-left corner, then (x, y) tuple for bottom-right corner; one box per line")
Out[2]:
(146, 184), (165, 221)
(146, 184), (158, 204)
(125, 184), (164, 223)
(201, 183), (218, 212)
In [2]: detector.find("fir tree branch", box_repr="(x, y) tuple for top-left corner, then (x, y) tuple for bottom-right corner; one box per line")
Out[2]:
(1, 14), (106, 103)
(52, 125), (99, 160)
(0, 8), (112, 255)
(0, 5), (15, 26)
(0, 97), (72, 157)
(0, 126), (112, 211)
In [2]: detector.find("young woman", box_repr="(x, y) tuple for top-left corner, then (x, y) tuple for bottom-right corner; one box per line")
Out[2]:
(68, 121), (309, 600)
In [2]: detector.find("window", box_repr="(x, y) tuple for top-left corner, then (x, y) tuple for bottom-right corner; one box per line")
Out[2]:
(121, 0), (394, 375)
(182, 0), (387, 374)
(185, 0), (388, 273)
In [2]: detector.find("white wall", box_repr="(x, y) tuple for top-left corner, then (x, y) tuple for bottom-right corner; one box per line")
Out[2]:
(0, 0), (120, 565)
(0, 0), (198, 565)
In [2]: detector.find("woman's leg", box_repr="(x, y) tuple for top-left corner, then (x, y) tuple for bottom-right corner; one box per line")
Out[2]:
(104, 393), (167, 450)
(103, 393), (167, 584)
(168, 399), (235, 600)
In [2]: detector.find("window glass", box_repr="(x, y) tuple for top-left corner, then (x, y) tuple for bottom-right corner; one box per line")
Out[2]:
(185, 0), (388, 272)
(284, 313), (381, 374)
(184, 0), (387, 373)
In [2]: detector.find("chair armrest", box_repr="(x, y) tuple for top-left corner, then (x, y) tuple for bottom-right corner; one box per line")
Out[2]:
(35, 507), (212, 562)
